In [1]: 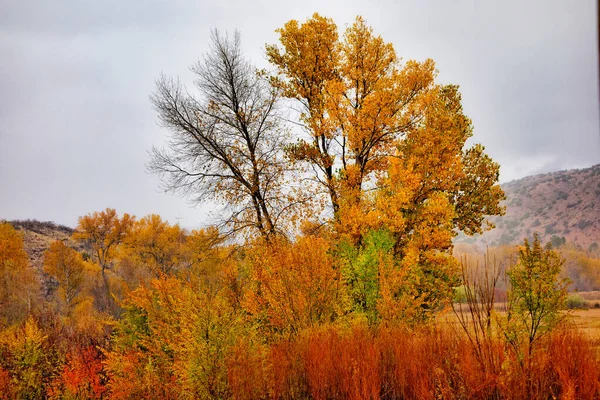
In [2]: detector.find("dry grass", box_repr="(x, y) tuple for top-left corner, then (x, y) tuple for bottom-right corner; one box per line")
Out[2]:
(565, 308), (600, 340)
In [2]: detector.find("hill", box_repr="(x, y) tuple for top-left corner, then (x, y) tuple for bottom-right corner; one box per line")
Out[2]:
(456, 164), (600, 251)
(3, 219), (83, 272)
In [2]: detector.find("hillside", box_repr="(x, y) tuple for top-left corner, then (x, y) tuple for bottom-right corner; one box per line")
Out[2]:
(456, 164), (600, 250)
(3, 219), (83, 272)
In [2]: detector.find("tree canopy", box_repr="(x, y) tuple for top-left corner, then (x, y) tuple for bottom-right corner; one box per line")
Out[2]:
(152, 14), (504, 246)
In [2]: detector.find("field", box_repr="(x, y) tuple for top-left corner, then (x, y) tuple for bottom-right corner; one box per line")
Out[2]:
(441, 299), (600, 340)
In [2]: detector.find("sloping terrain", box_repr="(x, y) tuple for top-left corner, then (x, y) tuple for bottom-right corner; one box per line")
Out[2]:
(456, 164), (600, 250)
(4, 219), (82, 271)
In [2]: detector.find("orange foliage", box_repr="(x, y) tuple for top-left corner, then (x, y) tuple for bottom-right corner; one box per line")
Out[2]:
(244, 236), (341, 334)
(225, 324), (600, 400)
(0, 223), (38, 326)
(0, 14), (597, 400)
(123, 214), (186, 277)
(268, 14), (504, 234)
(0, 368), (10, 400)
(48, 346), (107, 399)
(43, 240), (86, 312)
(74, 208), (134, 312)
(74, 208), (134, 272)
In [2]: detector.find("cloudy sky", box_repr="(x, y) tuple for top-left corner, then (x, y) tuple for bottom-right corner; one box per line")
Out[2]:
(1, 0), (598, 228)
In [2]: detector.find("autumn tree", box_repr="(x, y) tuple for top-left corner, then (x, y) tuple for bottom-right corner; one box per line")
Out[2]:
(266, 14), (504, 316)
(267, 14), (503, 229)
(0, 317), (50, 398)
(244, 235), (341, 334)
(123, 214), (186, 278)
(505, 235), (569, 357)
(43, 241), (86, 314)
(500, 235), (569, 397)
(48, 346), (107, 400)
(73, 208), (134, 312)
(184, 227), (228, 278)
(0, 223), (38, 326)
(150, 30), (297, 240)
(105, 275), (243, 398)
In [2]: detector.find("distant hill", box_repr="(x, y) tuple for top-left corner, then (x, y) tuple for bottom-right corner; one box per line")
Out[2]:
(4, 219), (82, 272)
(456, 164), (600, 250)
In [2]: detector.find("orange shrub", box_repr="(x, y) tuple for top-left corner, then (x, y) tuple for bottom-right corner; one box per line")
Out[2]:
(244, 236), (341, 334)
(48, 346), (107, 399)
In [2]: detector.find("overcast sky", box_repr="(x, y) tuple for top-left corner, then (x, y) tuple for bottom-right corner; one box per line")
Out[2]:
(1, 0), (598, 228)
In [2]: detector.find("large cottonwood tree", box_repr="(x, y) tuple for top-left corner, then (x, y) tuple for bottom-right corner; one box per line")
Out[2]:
(265, 14), (504, 318)
(266, 14), (504, 234)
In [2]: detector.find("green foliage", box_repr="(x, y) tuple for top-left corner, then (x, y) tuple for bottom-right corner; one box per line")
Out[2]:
(337, 230), (395, 323)
(0, 317), (51, 399)
(565, 293), (587, 309)
(453, 285), (468, 304)
(549, 235), (566, 248)
(105, 275), (246, 398)
(505, 234), (569, 354)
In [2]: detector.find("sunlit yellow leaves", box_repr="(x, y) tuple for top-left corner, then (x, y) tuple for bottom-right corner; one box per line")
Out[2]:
(0, 223), (29, 272)
(74, 208), (135, 313)
(267, 13), (340, 138)
(269, 14), (503, 245)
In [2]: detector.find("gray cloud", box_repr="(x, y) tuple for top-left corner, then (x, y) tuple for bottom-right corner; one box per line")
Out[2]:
(1, 0), (598, 228)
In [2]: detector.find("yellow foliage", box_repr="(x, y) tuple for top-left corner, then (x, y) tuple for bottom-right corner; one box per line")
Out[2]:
(73, 208), (134, 271)
(0, 223), (38, 327)
(105, 274), (242, 398)
(268, 14), (504, 240)
(244, 236), (341, 334)
(122, 214), (186, 277)
(43, 240), (86, 313)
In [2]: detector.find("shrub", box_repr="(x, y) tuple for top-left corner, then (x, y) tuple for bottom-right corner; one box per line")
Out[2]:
(565, 294), (587, 310)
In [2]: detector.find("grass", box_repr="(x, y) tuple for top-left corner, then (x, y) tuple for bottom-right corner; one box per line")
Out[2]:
(566, 308), (600, 339)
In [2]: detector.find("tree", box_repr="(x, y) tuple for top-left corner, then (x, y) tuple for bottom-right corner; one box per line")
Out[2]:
(244, 235), (341, 334)
(0, 223), (38, 326)
(266, 14), (504, 316)
(123, 214), (186, 278)
(150, 31), (294, 240)
(48, 345), (107, 400)
(267, 14), (504, 232)
(105, 275), (242, 398)
(43, 241), (86, 314)
(73, 208), (134, 311)
(505, 234), (569, 364)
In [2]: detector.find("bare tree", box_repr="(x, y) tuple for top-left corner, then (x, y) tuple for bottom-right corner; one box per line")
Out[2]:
(149, 31), (291, 240)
